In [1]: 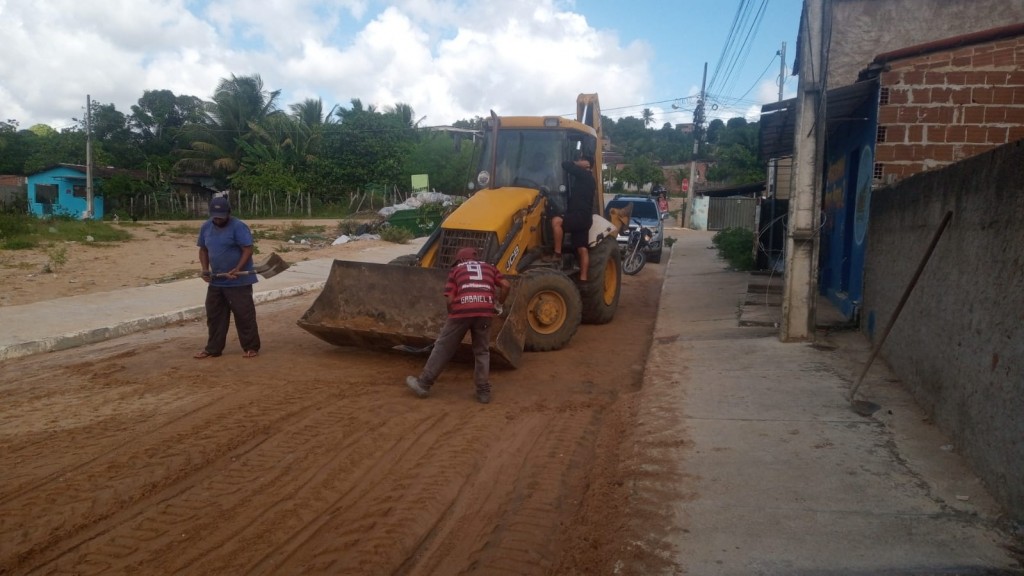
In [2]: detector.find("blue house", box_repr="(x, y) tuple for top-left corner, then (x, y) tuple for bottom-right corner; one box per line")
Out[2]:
(26, 164), (108, 219)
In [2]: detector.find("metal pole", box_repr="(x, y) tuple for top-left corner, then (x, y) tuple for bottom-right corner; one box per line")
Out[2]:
(86, 95), (94, 220)
(848, 211), (953, 402)
(684, 62), (707, 230)
(768, 42), (787, 269)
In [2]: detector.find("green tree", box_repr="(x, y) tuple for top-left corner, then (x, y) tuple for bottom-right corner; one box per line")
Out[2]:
(0, 120), (39, 173)
(402, 131), (475, 194)
(452, 116), (485, 130)
(704, 116), (763, 185)
(324, 98), (411, 194)
(705, 118), (725, 145)
(176, 73), (284, 181)
(706, 143), (763, 184)
(77, 101), (144, 168)
(289, 97), (334, 128)
(23, 127), (93, 174)
(617, 155), (663, 191)
(130, 90), (205, 159)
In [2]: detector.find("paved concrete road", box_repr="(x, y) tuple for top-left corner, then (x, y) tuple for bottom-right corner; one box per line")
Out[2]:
(633, 229), (1021, 575)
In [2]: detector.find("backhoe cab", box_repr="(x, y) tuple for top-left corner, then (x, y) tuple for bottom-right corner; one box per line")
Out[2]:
(297, 94), (622, 367)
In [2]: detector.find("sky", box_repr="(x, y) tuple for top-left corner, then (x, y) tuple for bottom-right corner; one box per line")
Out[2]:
(0, 0), (803, 132)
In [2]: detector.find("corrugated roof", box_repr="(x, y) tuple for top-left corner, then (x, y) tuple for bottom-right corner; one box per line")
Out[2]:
(758, 80), (877, 160)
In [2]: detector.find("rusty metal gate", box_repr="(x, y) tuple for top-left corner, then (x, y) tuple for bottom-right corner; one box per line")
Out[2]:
(708, 197), (757, 231)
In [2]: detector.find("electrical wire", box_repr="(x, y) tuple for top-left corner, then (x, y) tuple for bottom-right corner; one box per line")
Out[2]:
(732, 52), (780, 104)
(707, 0), (753, 94)
(707, 0), (769, 96)
(717, 0), (770, 98)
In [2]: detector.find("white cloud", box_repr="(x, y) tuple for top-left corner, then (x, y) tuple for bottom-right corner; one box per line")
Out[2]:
(0, 0), (651, 130)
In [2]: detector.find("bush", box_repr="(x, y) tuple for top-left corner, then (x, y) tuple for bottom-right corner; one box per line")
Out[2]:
(379, 225), (413, 244)
(711, 227), (755, 271)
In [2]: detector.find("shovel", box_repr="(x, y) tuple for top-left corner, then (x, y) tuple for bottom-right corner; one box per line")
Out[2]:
(212, 252), (290, 279)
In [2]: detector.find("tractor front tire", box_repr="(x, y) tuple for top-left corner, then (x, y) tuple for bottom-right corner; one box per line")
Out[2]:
(581, 237), (621, 325)
(520, 268), (582, 352)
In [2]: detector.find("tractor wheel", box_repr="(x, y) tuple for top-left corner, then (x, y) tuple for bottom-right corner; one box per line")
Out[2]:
(519, 268), (582, 352)
(580, 236), (621, 325)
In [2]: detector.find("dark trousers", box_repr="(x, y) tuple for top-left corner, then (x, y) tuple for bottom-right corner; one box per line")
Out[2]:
(419, 316), (492, 394)
(204, 285), (261, 354)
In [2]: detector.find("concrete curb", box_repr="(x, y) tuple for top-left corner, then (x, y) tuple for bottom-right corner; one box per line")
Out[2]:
(0, 282), (328, 362)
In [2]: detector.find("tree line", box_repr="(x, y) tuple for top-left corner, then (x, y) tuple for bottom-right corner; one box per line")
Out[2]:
(0, 74), (765, 218)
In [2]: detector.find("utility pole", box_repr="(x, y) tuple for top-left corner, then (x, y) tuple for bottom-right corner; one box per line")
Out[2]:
(684, 62), (707, 229)
(781, 0), (826, 341)
(778, 41), (787, 103)
(767, 41), (787, 269)
(85, 94), (94, 220)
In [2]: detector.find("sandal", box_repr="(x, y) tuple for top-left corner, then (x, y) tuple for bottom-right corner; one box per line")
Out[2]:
(242, 350), (259, 358)
(194, 351), (221, 359)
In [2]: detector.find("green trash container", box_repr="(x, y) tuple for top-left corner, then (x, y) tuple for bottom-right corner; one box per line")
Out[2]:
(387, 204), (447, 236)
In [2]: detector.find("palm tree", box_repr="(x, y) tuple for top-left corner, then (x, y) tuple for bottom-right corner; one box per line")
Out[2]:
(176, 73), (283, 177)
(290, 98), (338, 127)
(642, 108), (655, 128)
(385, 102), (424, 129)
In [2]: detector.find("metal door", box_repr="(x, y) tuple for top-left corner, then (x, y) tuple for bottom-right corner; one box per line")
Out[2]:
(708, 197), (756, 231)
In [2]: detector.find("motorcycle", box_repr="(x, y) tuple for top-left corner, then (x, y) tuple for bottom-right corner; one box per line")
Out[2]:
(621, 219), (654, 276)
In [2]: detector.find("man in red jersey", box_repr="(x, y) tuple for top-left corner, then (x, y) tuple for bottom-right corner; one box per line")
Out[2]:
(406, 247), (511, 404)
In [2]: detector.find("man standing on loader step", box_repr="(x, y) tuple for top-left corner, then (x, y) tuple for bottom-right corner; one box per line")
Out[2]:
(548, 154), (595, 282)
(406, 247), (511, 404)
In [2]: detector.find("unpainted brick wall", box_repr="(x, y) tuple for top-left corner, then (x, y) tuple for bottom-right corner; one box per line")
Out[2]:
(875, 35), (1024, 183)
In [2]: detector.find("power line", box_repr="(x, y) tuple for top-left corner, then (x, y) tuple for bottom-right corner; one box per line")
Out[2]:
(707, 0), (752, 93)
(717, 0), (770, 97)
(732, 52), (780, 104)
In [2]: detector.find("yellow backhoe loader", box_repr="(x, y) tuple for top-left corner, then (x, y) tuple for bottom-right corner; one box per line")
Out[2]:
(297, 94), (623, 367)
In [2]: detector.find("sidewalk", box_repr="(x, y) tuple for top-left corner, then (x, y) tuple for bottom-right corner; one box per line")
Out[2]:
(0, 239), (423, 361)
(639, 228), (1019, 574)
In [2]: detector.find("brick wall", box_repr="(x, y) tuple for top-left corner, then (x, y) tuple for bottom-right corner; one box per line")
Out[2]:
(874, 34), (1024, 184)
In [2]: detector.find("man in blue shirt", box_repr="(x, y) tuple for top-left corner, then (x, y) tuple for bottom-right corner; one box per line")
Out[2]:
(194, 196), (261, 359)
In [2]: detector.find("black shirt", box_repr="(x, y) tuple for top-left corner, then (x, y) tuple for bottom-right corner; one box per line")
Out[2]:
(561, 160), (595, 221)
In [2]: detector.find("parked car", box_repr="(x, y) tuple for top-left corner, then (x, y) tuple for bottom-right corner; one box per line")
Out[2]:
(604, 194), (664, 263)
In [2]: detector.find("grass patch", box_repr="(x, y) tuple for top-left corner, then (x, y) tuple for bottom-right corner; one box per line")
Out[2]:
(164, 225), (196, 236)
(0, 214), (131, 250)
(251, 221), (330, 243)
(711, 227), (755, 271)
(2, 238), (38, 250)
(156, 269), (202, 283)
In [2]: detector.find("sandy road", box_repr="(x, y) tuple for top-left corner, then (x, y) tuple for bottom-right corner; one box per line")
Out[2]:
(0, 266), (671, 575)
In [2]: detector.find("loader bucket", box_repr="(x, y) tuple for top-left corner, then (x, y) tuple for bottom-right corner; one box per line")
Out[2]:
(297, 260), (526, 368)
